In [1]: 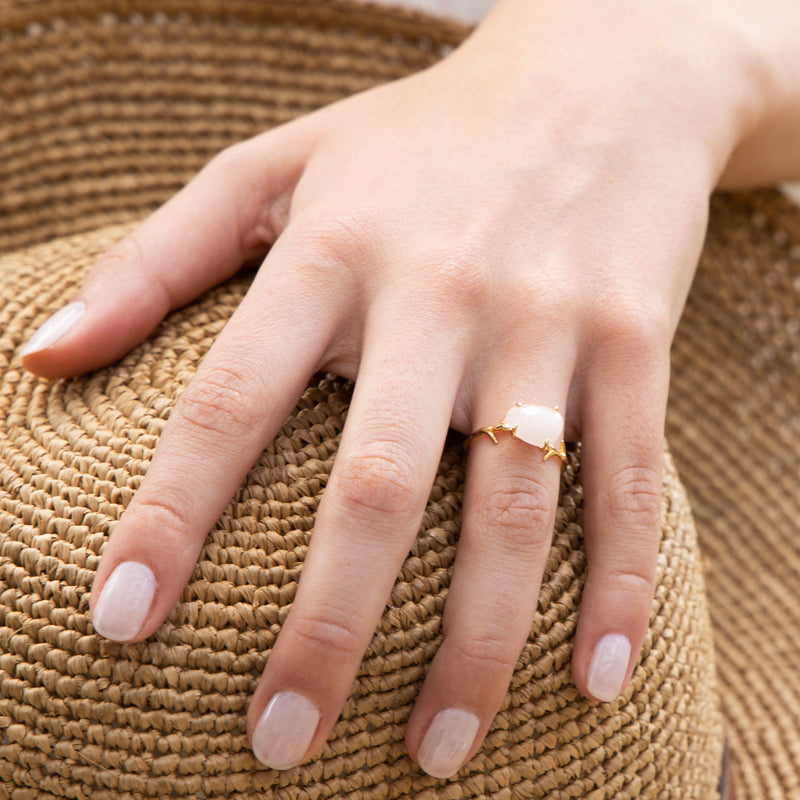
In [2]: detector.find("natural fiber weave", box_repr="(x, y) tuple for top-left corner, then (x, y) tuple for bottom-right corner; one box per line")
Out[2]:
(0, 0), (756, 798)
(667, 191), (800, 800)
(1, 224), (722, 799)
(0, 0), (466, 255)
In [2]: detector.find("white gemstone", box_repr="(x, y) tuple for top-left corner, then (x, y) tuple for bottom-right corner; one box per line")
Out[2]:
(504, 405), (563, 448)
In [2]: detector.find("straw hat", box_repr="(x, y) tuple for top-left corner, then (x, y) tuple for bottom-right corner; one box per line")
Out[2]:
(0, 1), (797, 798)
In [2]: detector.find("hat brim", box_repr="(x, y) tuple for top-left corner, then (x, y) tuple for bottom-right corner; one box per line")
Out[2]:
(2, 1), (799, 797)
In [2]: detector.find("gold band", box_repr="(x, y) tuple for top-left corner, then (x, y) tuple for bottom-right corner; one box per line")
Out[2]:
(466, 404), (568, 467)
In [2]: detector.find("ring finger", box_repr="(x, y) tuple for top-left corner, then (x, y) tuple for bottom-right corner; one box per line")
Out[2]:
(406, 368), (573, 778)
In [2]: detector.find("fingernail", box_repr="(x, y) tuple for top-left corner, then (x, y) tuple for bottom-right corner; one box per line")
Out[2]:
(587, 633), (631, 702)
(418, 708), (480, 779)
(252, 692), (320, 770)
(92, 561), (156, 641)
(20, 301), (86, 357)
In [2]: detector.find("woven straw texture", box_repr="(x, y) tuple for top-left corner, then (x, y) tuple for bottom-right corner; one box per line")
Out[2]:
(667, 191), (800, 800)
(4, 0), (791, 798)
(0, 0), (466, 254)
(1, 225), (721, 799)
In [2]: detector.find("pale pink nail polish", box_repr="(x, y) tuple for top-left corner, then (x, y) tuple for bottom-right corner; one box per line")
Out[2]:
(587, 634), (631, 702)
(252, 692), (320, 770)
(92, 561), (156, 641)
(20, 301), (86, 357)
(418, 708), (480, 779)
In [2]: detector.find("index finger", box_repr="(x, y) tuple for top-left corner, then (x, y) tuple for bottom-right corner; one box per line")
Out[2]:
(87, 228), (342, 642)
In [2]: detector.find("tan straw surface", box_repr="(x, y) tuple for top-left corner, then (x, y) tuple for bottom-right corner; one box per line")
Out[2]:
(1, 230), (722, 800)
(0, 0), (792, 798)
(0, 0), (466, 255)
(667, 191), (800, 800)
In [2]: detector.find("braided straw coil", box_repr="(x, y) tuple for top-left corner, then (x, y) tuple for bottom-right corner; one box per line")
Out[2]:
(0, 1), (734, 798)
(1, 225), (722, 800)
(667, 190), (800, 800)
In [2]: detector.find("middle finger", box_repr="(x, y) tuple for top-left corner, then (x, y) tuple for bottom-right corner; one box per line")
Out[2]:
(246, 298), (466, 770)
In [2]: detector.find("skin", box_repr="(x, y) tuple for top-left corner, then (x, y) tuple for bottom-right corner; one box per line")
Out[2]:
(21, 0), (800, 778)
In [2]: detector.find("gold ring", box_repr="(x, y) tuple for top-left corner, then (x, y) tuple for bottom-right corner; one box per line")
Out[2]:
(467, 403), (567, 466)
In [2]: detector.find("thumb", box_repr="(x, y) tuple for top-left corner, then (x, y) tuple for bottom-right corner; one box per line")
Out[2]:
(20, 116), (319, 379)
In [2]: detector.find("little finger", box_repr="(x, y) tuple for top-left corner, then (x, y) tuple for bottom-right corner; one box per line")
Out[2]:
(572, 344), (670, 702)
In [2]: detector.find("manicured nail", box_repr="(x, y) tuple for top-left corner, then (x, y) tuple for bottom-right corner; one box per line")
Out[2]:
(252, 692), (320, 770)
(92, 561), (156, 641)
(418, 708), (480, 779)
(20, 301), (86, 357)
(587, 633), (631, 702)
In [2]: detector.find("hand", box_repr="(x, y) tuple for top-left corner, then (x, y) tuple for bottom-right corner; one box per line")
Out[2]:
(21, 0), (759, 778)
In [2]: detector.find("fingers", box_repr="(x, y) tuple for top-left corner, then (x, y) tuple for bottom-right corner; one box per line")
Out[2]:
(245, 304), (465, 771)
(20, 116), (319, 379)
(571, 339), (670, 702)
(87, 232), (343, 644)
(403, 327), (668, 778)
(406, 380), (571, 778)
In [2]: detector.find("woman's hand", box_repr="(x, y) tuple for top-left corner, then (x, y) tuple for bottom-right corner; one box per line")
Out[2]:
(21, 0), (770, 778)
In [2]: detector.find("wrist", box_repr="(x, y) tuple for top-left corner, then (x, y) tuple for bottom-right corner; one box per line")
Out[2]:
(712, 0), (800, 187)
(458, 0), (775, 190)
(658, 0), (772, 176)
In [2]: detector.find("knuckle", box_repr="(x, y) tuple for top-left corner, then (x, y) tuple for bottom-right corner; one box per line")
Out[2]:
(133, 493), (194, 543)
(593, 297), (671, 357)
(605, 466), (662, 527)
(95, 233), (144, 274)
(477, 478), (554, 551)
(602, 565), (656, 598)
(422, 246), (490, 311)
(281, 213), (382, 302)
(290, 610), (364, 659)
(449, 634), (522, 675)
(297, 213), (380, 273)
(203, 142), (280, 259)
(333, 446), (420, 521)
(175, 365), (258, 439)
(93, 233), (174, 312)
(205, 141), (250, 176)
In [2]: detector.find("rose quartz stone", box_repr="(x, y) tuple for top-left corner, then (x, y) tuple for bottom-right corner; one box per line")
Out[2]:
(505, 404), (563, 448)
